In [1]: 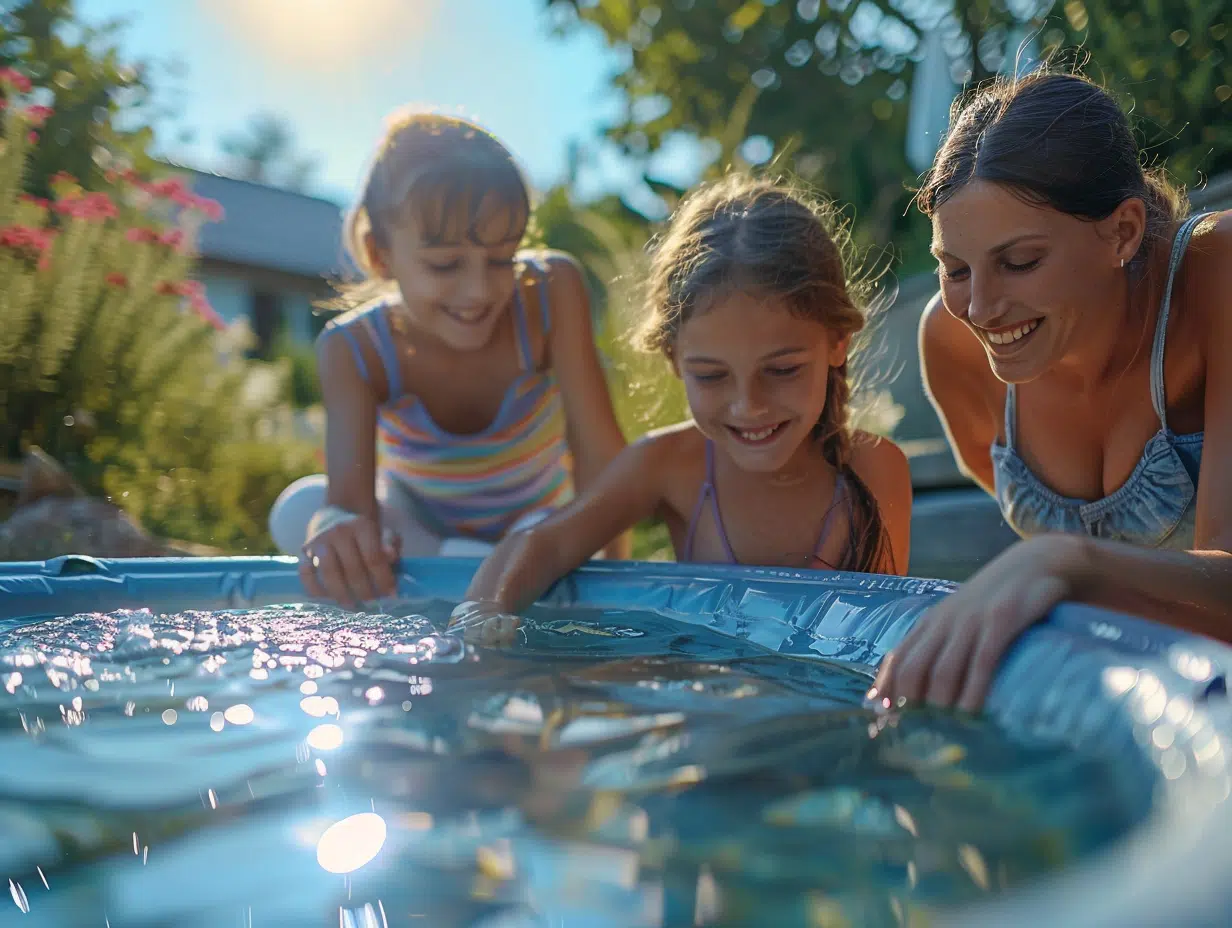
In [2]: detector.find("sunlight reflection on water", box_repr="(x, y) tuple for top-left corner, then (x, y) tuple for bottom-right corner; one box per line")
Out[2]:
(0, 602), (1150, 926)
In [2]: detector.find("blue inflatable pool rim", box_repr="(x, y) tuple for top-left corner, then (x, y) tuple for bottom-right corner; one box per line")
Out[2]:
(1, 555), (1231, 927)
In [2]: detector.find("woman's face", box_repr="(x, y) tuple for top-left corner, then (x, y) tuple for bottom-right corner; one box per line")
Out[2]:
(931, 179), (1141, 384)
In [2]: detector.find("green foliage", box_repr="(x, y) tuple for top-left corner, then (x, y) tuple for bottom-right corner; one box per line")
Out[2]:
(270, 332), (323, 409)
(220, 111), (320, 193)
(0, 0), (159, 198)
(0, 81), (318, 554)
(545, 0), (1231, 271)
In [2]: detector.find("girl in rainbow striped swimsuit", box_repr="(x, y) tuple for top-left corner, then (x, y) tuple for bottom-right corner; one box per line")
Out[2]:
(270, 110), (629, 608)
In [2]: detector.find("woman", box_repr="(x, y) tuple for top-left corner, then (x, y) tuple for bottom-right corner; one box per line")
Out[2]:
(871, 70), (1232, 712)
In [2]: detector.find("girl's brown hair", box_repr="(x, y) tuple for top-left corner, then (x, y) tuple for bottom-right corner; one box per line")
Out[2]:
(338, 108), (532, 307)
(639, 174), (891, 573)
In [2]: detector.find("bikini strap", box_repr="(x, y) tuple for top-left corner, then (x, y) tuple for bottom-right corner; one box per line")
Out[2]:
(529, 255), (553, 335)
(325, 304), (402, 398)
(1002, 383), (1018, 451)
(510, 282), (534, 372)
(812, 473), (848, 559)
(683, 440), (737, 563)
(1150, 212), (1211, 430)
(368, 305), (403, 398)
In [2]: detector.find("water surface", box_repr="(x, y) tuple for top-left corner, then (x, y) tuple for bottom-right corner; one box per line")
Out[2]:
(0, 602), (1150, 926)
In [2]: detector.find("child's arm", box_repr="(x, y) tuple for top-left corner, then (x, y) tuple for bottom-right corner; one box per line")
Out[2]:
(297, 327), (399, 606)
(850, 432), (913, 575)
(539, 252), (632, 559)
(463, 433), (671, 614)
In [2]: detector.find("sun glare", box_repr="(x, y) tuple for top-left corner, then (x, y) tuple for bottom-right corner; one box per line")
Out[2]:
(209, 0), (442, 71)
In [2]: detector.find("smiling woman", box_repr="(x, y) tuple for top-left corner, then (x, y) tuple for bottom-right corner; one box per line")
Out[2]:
(208, 0), (441, 70)
(871, 69), (1232, 713)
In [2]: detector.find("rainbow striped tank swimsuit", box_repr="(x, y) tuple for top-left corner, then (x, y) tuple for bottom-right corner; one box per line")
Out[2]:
(326, 256), (572, 542)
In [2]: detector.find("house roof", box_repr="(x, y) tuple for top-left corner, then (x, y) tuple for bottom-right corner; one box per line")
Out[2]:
(180, 167), (356, 280)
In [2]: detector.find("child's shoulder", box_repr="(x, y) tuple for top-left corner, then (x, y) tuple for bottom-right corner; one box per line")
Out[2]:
(847, 431), (911, 498)
(320, 293), (397, 336)
(516, 248), (590, 302)
(627, 420), (705, 466)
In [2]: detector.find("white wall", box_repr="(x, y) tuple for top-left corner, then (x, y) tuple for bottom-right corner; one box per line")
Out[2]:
(196, 271), (320, 345)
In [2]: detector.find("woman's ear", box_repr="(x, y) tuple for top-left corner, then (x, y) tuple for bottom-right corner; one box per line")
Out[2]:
(1100, 196), (1148, 267)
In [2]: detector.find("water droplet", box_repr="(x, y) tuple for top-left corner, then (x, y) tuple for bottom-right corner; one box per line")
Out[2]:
(161, 709), (178, 725)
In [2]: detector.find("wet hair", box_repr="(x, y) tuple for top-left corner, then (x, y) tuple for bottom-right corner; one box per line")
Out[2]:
(639, 174), (891, 573)
(337, 108), (531, 306)
(918, 70), (1187, 273)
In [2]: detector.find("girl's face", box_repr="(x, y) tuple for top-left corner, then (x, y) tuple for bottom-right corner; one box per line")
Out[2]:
(368, 195), (523, 352)
(674, 291), (849, 475)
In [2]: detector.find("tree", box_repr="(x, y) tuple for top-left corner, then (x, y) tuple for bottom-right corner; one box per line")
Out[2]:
(544, 0), (1231, 269)
(220, 112), (320, 192)
(0, 0), (160, 199)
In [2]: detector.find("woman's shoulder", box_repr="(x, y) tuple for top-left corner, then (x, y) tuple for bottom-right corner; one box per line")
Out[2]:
(1178, 209), (1232, 340)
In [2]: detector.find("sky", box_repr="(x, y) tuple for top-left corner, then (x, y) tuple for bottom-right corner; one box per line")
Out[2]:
(76, 0), (679, 208)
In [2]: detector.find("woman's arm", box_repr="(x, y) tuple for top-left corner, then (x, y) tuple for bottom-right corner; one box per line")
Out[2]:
(539, 252), (632, 558)
(464, 433), (672, 614)
(918, 291), (1002, 494)
(849, 432), (913, 575)
(873, 219), (1232, 710)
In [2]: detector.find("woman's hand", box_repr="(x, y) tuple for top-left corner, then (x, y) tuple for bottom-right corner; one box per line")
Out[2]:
(298, 506), (400, 609)
(870, 534), (1087, 712)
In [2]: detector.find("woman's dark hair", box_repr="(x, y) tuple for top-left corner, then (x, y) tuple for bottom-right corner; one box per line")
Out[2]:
(918, 71), (1187, 271)
(639, 174), (892, 573)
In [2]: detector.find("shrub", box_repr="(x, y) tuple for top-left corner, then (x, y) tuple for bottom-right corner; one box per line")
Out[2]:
(0, 72), (318, 553)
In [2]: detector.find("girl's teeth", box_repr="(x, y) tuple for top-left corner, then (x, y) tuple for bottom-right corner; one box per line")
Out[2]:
(739, 426), (776, 441)
(986, 319), (1040, 345)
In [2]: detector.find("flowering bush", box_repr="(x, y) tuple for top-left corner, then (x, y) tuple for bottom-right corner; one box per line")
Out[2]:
(0, 72), (317, 552)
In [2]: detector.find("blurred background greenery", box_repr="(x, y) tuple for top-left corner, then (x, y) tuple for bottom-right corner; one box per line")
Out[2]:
(0, 0), (1226, 557)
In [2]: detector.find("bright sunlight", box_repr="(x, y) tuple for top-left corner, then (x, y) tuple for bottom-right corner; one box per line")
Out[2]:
(208, 0), (443, 72)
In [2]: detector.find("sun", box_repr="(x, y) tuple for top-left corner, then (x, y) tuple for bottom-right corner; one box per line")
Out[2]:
(208, 0), (442, 72)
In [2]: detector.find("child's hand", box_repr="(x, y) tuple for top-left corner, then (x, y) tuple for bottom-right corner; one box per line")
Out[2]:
(448, 600), (521, 647)
(298, 506), (400, 609)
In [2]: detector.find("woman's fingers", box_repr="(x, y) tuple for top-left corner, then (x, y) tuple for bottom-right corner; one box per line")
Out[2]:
(873, 610), (951, 706)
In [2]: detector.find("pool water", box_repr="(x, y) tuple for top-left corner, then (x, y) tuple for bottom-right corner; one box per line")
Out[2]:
(0, 601), (1151, 927)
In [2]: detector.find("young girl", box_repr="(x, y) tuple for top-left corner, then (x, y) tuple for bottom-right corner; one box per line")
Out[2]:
(457, 175), (913, 634)
(270, 109), (629, 608)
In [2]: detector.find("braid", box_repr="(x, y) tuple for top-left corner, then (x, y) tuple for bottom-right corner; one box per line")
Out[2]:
(814, 364), (892, 574)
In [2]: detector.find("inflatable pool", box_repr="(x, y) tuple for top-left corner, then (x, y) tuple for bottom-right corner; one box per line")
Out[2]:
(1, 554), (1230, 926)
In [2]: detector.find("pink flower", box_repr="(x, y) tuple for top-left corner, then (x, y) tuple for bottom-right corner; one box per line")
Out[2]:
(0, 224), (55, 260)
(23, 105), (52, 127)
(125, 227), (160, 244)
(193, 195), (225, 222)
(160, 229), (185, 250)
(105, 272), (128, 288)
(55, 192), (118, 223)
(0, 68), (33, 94)
(18, 194), (50, 211)
(26, 131), (37, 144)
